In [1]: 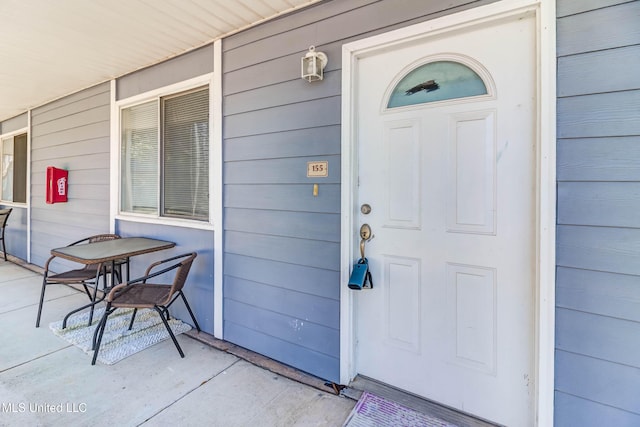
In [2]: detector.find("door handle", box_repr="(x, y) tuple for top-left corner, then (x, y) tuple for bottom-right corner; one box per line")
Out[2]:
(359, 224), (373, 258)
(349, 223), (374, 290)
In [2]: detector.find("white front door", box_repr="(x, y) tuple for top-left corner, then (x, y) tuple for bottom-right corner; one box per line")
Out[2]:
(353, 12), (536, 426)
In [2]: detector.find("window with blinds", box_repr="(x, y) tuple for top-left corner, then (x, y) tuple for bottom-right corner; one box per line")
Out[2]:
(1, 133), (27, 204)
(162, 89), (209, 220)
(120, 86), (209, 221)
(121, 100), (159, 214)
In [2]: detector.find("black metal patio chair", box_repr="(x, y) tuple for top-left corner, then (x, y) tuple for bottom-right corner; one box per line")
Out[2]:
(35, 234), (125, 328)
(0, 208), (12, 261)
(91, 252), (201, 365)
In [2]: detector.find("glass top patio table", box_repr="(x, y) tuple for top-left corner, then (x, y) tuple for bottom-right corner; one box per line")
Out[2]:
(51, 237), (175, 265)
(54, 237), (176, 328)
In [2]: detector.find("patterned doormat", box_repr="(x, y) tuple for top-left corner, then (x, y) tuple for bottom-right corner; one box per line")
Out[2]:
(50, 307), (191, 365)
(343, 392), (458, 427)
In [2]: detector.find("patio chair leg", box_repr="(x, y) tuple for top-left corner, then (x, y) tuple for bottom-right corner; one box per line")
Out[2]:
(92, 307), (114, 365)
(91, 310), (108, 351)
(179, 291), (201, 332)
(88, 290), (98, 326)
(92, 323), (105, 365)
(154, 306), (184, 358)
(127, 308), (138, 330)
(87, 267), (105, 326)
(35, 276), (48, 328)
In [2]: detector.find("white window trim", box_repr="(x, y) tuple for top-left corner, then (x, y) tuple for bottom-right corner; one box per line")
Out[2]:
(212, 39), (223, 339)
(339, 1), (556, 425)
(0, 126), (30, 208)
(110, 73), (215, 231)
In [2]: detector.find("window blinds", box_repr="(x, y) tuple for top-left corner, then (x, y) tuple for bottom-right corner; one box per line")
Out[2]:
(162, 88), (209, 220)
(121, 100), (159, 214)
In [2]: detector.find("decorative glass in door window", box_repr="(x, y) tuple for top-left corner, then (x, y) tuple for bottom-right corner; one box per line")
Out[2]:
(387, 61), (487, 109)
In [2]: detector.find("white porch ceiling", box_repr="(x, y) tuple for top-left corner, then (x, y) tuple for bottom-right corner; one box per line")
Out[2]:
(0, 0), (320, 122)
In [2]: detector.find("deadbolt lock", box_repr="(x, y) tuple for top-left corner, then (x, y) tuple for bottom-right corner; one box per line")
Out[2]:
(360, 204), (372, 215)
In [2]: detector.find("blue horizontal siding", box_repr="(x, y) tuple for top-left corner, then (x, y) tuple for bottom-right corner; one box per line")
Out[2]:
(224, 275), (340, 330)
(555, 391), (640, 427)
(558, 182), (640, 228)
(223, 96), (341, 139)
(558, 45), (640, 97)
(224, 253), (339, 300)
(224, 321), (339, 383)
(557, 90), (640, 138)
(224, 69), (341, 116)
(557, 225), (640, 276)
(225, 208), (340, 242)
(225, 126), (341, 162)
(225, 231), (340, 271)
(0, 113), (27, 134)
(225, 155), (340, 184)
(556, 0), (640, 421)
(225, 183), (340, 213)
(557, 0), (630, 17)
(557, 136), (640, 181)
(116, 44), (214, 100)
(222, 0), (378, 51)
(557, 267), (640, 323)
(224, 298), (339, 358)
(556, 1), (640, 56)
(555, 350), (640, 415)
(30, 83), (112, 270)
(556, 308), (640, 368)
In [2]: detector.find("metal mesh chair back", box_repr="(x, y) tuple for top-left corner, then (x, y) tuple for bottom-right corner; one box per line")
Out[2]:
(168, 253), (196, 299)
(91, 252), (200, 364)
(114, 252), (197, 307)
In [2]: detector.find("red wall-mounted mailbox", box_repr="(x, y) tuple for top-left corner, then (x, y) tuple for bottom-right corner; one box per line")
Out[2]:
(46, 167), (68, 204)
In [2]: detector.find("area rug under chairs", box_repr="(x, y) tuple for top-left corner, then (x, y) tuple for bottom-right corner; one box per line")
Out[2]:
(50, 307), (192, 365)
(343, 392), (458, 427)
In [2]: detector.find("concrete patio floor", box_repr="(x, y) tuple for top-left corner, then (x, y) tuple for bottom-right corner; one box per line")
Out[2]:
(0, 259), (355, 427)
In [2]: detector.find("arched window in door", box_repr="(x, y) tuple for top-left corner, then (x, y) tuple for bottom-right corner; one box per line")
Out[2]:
(387, 60), (488, 109)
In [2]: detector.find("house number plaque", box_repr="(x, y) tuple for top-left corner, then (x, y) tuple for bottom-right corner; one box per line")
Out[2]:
(307, 161), (328, 177)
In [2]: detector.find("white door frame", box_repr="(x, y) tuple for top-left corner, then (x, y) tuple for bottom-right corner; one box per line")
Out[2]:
(339, 0), (556, 425)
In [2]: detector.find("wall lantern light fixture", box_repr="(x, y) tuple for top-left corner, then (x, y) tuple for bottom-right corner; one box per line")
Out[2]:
(301, 45), (328, 82)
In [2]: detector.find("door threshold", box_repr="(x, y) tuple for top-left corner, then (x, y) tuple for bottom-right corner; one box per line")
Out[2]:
(344, 375), (502, 427)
